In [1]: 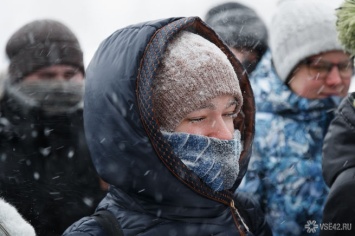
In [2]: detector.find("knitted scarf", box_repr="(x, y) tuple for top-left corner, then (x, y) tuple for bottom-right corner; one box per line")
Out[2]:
(163, 130), (242, 191)
(6, 79), (84, 116)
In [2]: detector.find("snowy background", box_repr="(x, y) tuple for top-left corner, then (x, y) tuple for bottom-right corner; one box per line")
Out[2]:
(1, 0), (350, 89)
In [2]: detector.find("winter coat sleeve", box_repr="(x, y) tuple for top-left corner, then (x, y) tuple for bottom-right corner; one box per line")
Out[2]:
(320, 167), (355, 236)
(62, 217), (105, 236)
(320, 92), (355, 236)
(322, 92), (355, 187)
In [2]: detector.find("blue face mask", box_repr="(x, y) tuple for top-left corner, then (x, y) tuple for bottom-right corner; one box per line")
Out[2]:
(162, 130), (242, 191)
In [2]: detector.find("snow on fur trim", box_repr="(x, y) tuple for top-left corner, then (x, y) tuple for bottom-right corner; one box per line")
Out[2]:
(0, 198), (36, 236)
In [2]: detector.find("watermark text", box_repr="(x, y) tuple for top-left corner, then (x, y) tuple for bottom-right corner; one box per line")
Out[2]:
(304, 220), (352, 233)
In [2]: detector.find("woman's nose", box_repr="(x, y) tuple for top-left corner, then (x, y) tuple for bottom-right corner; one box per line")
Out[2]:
(325, 66), (343, 86)
(208, 117), (234, 140)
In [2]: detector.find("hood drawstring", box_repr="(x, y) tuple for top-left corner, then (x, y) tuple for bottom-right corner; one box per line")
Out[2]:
(231, 200), (251, 235)
(0, 224), (10, 236)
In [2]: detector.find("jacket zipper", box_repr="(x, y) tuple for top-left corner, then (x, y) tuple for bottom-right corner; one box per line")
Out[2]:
(0, 224), (10, 236)
(230, 200), (250, 236)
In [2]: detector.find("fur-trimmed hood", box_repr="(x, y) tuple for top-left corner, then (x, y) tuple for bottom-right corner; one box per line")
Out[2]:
(0, 198), (36, 236)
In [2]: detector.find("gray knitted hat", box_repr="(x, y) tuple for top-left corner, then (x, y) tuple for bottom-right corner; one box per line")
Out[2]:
(270, 0), (344, 82)
(6, 19), (84, 83)
(153, 31), (243, 132)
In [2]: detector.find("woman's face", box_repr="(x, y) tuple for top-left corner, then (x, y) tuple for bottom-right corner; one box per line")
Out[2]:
(174, 95), (238, 140)
(288, 50), (353, 99)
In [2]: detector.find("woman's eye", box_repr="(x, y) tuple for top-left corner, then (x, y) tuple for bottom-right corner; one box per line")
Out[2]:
(311, 64), (329, 73)
(224, 112), (238, 118)
(188, 117), (205, 123)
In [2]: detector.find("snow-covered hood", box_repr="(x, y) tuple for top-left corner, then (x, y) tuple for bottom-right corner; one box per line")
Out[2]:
(84, 17), (255, 207)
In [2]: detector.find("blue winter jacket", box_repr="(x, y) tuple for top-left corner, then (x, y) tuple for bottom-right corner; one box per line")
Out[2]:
(62, 17), (272, 236)
(239, 51), (340, 236)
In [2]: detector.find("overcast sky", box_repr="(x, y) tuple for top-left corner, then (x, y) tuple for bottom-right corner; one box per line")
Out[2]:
(0, 0), (344, 71)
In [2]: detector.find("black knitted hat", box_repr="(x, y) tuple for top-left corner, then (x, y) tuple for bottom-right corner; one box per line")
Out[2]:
(205, 2), (268, 57)
(6, 19), (84, 83)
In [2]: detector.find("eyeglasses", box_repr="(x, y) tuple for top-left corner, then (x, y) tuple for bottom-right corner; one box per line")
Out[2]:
(301, 58), (354, 80)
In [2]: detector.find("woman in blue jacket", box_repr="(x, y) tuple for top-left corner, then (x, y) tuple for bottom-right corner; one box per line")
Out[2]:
(63, 17), (271, 235)
(238, 0), (353, 235)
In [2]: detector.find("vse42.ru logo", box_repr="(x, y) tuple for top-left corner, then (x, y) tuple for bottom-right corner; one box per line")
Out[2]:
(305, 220), (352, 233)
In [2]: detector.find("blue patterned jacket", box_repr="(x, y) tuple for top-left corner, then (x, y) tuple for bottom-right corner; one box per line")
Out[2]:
(239, 51), (340, 236)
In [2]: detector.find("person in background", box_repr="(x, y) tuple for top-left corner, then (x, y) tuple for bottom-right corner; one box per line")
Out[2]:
(63, 16), (272, 235)
(238, 0), (353, 235)
(204, 1), (268, 75)
(320, 0), (355, 235)
(0, 197), (36, 236)
(0, 19), (106, 235)
(320, 94), (355, 236)
(0, 70), (5, 100)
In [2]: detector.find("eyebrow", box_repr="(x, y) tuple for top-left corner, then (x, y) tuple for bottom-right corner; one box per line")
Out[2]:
(199, 98), (238, 110)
